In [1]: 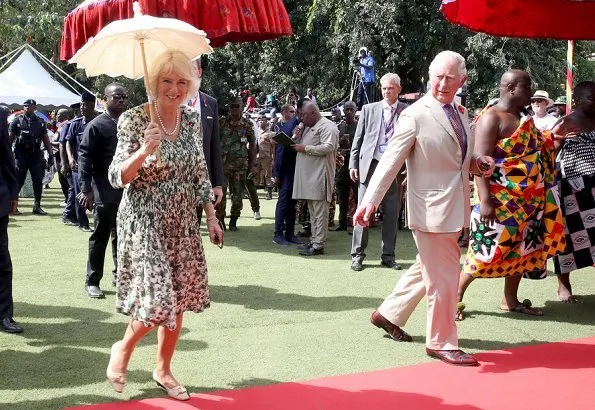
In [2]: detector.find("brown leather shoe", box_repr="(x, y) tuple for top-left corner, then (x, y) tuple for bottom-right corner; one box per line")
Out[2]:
(425, 348), (479, 366)
(370, 310), (413, 342)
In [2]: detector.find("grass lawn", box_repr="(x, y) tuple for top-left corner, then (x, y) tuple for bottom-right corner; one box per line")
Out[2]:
(1, 185), (594, 409)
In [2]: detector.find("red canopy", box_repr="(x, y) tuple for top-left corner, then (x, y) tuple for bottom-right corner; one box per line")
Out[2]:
(61, 0), (293, 61)
(440, 0), (595, 41)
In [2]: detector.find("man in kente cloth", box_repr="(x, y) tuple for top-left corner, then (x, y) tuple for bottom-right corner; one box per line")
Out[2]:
(456, 70), (566, 320)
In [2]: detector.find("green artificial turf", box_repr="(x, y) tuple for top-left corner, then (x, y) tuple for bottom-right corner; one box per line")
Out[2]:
(1, 186), (594, 409)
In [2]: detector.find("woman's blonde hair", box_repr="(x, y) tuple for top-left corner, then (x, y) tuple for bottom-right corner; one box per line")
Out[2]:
(147, 50), (200, 102)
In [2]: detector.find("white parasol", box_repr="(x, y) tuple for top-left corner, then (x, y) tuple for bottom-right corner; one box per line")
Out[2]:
(69, 1), (213, 164)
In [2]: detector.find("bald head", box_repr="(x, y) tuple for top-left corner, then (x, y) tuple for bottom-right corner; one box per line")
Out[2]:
(574, 81), (595, 114)
(498, 69), (532, 107)
(301, 101), (320, 126)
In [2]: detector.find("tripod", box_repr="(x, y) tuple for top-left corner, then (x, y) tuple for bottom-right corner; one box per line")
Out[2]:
(350, 68), (370, 109)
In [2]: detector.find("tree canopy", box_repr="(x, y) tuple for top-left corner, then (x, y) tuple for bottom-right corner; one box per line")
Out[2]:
(0, 0), (593, 110)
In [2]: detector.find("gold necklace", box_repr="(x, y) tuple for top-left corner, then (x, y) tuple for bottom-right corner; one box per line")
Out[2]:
(153, 100), (180, 136)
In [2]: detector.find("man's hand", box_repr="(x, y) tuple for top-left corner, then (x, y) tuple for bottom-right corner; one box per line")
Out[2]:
(475, 155), (496, 177)
(60, 164), (70, 177)
(349, 168), (359, 182)
(273, 177), (281, 188)
(353, 202), (376, 227)
(10, 200), (18, 214)
(291, 144), (306, 153)
(212, 186), (223, 206)
(47, 156), (54, 168)
(69, 160), (78, 172)
(479, 200), (496, 226)
(77, 191), (94, 211)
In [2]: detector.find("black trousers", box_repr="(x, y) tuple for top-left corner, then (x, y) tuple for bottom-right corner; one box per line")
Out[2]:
(335, 169), (356, 228)
(86, 203), (118, 286)
(274, 174), (296, 238)
(58, 172), (69, 200)
(14, 149), (43, 205)
(0, 216), (14, 319)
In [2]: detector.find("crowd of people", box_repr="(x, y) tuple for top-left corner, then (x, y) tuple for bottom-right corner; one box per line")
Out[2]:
(0, 47), (593, 399)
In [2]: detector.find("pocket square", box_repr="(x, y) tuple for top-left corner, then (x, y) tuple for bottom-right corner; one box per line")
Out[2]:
(207, 116), (213, 120)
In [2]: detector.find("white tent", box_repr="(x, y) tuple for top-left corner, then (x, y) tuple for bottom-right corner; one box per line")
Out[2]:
(0, 47), (82, 109)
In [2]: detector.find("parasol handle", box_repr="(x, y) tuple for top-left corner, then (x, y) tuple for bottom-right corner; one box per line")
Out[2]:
(139, 37), (163, 167)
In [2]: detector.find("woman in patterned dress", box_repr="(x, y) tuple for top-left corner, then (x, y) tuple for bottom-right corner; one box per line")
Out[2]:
(105, 51), (224, 401)
(552, 81), (595, 303)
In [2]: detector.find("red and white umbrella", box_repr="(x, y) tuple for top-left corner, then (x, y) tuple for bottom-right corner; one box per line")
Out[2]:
(61, 0), (293, 61)
(441, 0), (595, 114)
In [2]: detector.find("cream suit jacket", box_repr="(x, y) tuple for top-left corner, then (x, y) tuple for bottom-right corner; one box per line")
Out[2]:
(362, 94), (474, 233)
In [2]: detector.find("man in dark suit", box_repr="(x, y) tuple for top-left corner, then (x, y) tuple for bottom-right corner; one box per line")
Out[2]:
(349, 73), (408, 271)
(189, 62), (224, 219)
(0, 106), (23, 333)
(78, 83), (127, 299)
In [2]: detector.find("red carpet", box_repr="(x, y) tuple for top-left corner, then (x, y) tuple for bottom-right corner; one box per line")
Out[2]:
(69, 337), (595, 409)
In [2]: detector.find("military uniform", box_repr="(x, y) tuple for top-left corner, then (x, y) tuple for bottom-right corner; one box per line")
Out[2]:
(217, 116), (255, 222)
(9, 112), (47, 209)
(256, 128), (275, 198)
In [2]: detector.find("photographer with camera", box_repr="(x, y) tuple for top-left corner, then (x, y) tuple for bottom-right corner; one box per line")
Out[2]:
(354, 47), (376, 110)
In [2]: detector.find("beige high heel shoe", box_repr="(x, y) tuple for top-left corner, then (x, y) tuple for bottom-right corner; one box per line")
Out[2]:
(152, 370), (190, 401)
(106, 341), (127, 393)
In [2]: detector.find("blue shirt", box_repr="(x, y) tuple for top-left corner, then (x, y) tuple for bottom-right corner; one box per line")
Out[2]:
(64, 116), (88, 162)
(359, 55), (375, 83)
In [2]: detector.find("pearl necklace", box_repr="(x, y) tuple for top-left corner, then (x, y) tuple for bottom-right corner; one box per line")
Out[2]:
(153, 100), (180, 136)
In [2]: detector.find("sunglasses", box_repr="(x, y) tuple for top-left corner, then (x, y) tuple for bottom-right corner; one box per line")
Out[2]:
(531, 99), (545, 103)
(230, 104), (241, 109)
(110, 94), (128, 100)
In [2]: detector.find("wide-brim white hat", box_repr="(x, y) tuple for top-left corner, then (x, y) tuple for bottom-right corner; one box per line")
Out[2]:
(531, 90), (554, 107)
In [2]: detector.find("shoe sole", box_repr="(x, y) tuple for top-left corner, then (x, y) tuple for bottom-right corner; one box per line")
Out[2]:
(426, 352), (479, 366)
(272, 240), (289, 246)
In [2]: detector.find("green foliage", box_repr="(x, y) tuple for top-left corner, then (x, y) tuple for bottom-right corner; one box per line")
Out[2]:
(0, 0), (592, 111)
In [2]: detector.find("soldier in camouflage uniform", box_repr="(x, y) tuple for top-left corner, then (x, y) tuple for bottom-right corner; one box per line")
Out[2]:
(217, 98), (256, 231)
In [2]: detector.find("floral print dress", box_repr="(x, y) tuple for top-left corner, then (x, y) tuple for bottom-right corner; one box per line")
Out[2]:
(108, 105), (213, 329)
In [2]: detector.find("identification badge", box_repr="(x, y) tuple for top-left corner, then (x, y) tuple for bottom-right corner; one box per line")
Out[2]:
(379, 143), (387, 153)
(240, 137), (248, 143)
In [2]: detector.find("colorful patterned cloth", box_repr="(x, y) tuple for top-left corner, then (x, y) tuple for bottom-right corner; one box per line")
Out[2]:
(463, 112), (566, 279)
(555, 131), (595, 274)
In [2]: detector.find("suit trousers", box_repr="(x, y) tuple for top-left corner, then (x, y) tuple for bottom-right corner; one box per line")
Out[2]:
(71, 171), (89, 228)
(308, 199), (330, 249)
(378, 229), (460, 350)
(0, 216), (14, 319)
(351, 160), (401, 263)
(274, 174), (296, 238)
(86, 203), (118, 286)
(62, 172), (76, 221)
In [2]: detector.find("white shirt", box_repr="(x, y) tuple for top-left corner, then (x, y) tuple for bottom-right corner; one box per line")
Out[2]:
(374, 101), (399, 161)
(533, 114), (558, 131)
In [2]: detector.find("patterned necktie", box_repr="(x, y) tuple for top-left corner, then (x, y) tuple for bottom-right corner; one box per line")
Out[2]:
(385, 106), (397, 139)
(442, 104), (467, 159)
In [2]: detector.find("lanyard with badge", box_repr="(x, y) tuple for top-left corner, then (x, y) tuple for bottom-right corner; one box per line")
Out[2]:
(379, 106), (398, 154)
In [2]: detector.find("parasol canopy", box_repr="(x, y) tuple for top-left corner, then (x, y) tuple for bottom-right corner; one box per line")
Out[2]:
(61, 0), (293, 61)
(440, 0), (595, 41)
(69, 3), (213, 79)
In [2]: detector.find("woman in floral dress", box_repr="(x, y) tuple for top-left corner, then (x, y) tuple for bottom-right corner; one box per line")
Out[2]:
(105, 51), (223, 401)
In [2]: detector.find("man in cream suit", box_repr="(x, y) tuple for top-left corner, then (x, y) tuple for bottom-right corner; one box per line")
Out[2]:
(353, 51), (495, 366)
(350, 73), (408, 271)
(292, 102), (339, 256)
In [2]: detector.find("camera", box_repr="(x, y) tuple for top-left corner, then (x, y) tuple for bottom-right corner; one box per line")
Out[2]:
(352, 56), (360, 65)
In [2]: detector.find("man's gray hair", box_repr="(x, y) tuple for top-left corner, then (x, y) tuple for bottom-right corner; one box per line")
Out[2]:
(429, 51), (467, 78)
(380, 73), (401, 86)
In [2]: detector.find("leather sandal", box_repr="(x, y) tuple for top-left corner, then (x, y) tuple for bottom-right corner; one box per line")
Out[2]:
(153, 370), (190, 401)
(106, 341), (127, 393)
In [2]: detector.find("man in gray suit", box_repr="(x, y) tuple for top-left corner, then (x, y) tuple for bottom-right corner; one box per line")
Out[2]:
(349, 73), (407, 271)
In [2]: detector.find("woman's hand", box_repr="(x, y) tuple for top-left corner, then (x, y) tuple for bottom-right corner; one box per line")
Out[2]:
(141, 122), (162, 157)
(207, 217), (224, 247)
